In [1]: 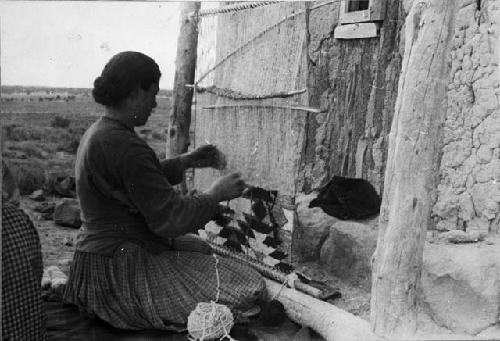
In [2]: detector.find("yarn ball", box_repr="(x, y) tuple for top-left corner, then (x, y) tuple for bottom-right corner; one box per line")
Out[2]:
(260, 299), (286, 326)
(187, 302), (234, 340)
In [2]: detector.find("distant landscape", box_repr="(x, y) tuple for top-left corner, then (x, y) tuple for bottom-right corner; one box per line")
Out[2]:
(0, 86), (181, 276)
(1, 85), (173, 194)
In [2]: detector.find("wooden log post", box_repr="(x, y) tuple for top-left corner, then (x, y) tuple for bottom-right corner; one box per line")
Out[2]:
(167, 2), (200, 159)
(266, 279), (379, 341)
(370, 0), (456, 337)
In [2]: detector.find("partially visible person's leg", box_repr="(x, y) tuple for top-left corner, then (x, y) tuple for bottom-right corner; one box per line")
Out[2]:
(2, 203), (47, 341)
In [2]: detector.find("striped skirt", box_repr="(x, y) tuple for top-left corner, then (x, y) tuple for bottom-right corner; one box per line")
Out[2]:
(63, 242), (265, 331)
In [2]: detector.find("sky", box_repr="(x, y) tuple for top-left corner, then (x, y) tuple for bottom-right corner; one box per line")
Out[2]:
(0, 1), (182, 89)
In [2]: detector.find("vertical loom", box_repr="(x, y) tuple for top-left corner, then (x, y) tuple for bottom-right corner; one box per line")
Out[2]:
(193, 2), (325, 298)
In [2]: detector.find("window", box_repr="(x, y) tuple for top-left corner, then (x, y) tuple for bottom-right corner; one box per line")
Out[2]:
(334, 0), (384, 39)
(347, 0), (370, 12)
(339, 0), (385, 24)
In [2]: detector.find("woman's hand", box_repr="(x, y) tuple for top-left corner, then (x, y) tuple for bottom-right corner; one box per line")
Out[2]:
(172, 233), (212, 254)
(206, 172), (247, 202)
(185, 144), (227, 170)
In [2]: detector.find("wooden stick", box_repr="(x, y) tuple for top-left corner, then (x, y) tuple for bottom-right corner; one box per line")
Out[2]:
(209, 242), (323, 298)
(190, 1), (278, 18)
(202, 104), (324, 114)
(186, 84), (306, 100)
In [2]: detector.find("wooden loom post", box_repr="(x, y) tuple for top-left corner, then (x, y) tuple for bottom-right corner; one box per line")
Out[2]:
(370, 0), (455, 338)
(167, 2), (200, 162)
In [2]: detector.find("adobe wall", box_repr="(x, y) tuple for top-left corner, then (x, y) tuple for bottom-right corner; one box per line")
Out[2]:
(433, 0), (500, 234)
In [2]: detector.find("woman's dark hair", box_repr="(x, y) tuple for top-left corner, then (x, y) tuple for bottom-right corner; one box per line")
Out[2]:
(92, 51), (161, 107)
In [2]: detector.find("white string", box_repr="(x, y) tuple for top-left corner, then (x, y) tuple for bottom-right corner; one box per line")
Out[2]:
(271, 272), (299, 300)
(212, 253), (221, 303)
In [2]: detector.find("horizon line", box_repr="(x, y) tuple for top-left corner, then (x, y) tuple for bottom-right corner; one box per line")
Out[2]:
(0, 84), (174, 91)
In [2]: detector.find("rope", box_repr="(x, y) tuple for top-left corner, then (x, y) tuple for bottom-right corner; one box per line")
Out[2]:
(191, 1), (279, 18)
(186, 85), (306, 100)
(194, 0), (337, 86)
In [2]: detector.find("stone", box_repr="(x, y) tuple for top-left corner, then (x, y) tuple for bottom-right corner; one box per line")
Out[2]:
(494, 148), (500, 159)
(458, 192), (475, 221)
(476, 326), (500, 340)
(421, 238), (500, 334)
(319, 219), (378, 288)
(471, 183), (500, 214)
(292, 193), (338, 262)
(34, 201), (55, 214)
(432, 190), (459, 220)
(468, 216), (491, 233)
(482, 199), (499, 220)
(435, 219), (457, 231)
(437, 230), (483, 243)
(63, 236), (74, 247)
(54, 198), (82, 228)
(34, 202), (55, 221)
(53, 177), (76, 198)
(477, 145), (493, 164)
(441, 141), (471, 167)
(44, 168), (76, 198)
(29, 189), (45, 202)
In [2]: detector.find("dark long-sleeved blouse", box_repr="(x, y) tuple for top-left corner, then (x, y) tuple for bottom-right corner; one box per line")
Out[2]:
(75, 116), (218, 256)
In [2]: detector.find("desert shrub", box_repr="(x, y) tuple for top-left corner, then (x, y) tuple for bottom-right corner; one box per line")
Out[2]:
(9, 160), (46, 194)
(51, 116), (71, 128)
(57, 139), (80, 154)
(3, 124), (43, 141)
(9, 142), (48, 159)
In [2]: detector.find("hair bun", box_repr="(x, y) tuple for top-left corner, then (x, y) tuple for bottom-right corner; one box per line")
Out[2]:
(92, 52), (161, 107)
(92, 76), (111, 105)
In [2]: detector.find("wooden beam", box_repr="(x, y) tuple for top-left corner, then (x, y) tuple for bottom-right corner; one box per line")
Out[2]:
(370, 0), (456, 337)
(266, 279), (379, 341)
(167, 2), (200, 158)
(334, 23), (379, 39)
(202, 104), (324, 114)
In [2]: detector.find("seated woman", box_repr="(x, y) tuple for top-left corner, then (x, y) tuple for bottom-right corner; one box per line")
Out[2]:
(2, 161), (47, 340)
(63, 51), (265, 331)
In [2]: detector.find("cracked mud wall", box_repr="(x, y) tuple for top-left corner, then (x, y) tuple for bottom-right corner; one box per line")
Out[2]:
(194, 2), (406, 198)
(297, 0), (405, 194)
(433, 0), (500, 233)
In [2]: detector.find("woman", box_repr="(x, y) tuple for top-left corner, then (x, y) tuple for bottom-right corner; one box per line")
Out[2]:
(63, 51), (265, 331)
(2, 161), (47, 340)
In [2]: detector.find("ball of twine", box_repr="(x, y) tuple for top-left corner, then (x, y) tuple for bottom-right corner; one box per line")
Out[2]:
(187, 301), (234, 340)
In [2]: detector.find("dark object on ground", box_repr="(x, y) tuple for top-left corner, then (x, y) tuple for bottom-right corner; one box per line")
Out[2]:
(260, 300), (286, 327)
(54, 199), (82, 228)
(54, 177), (76, 198)
(34, 202), (56, 221)
(309, 176), (381, 220)
(227, 325), (259, 341)
(45, 171), (76, 198)
(34, 202), (55, 214)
